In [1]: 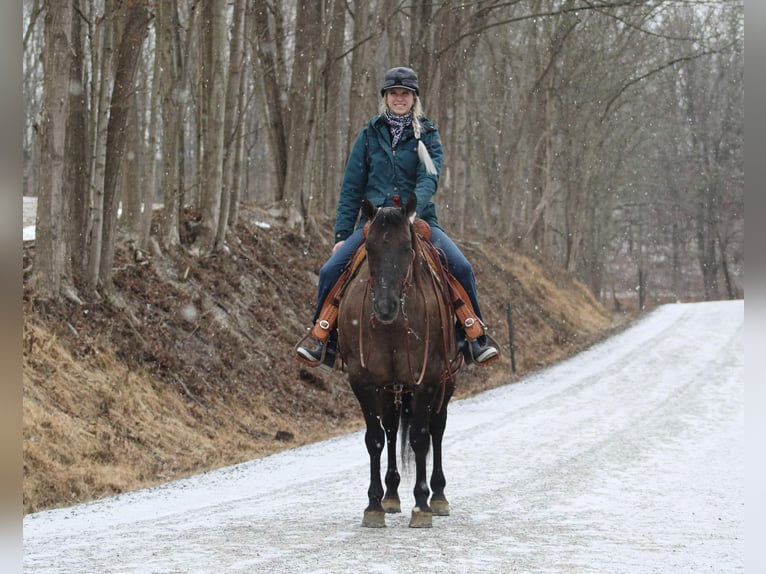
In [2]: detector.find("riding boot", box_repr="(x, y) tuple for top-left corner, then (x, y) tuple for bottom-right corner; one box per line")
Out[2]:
(297, 332), (337, 370)
(458, 329), (498, 366)
(467, 337), (498, 364)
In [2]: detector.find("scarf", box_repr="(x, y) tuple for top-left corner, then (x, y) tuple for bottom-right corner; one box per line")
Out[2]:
(383, 110), (412, 149)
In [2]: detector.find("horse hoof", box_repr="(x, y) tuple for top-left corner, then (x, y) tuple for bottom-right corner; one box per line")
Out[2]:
(408, 508), (433, 528)
(382, 497), (401, 514)
(430, 498), (450, 516)
(362, 510), (386, 528)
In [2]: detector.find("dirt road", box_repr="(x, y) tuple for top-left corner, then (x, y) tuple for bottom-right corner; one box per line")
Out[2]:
(23, 301), (744, 573)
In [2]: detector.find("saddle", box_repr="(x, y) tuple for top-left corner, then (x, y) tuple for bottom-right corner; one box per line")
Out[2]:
(310, 219), (485, 343)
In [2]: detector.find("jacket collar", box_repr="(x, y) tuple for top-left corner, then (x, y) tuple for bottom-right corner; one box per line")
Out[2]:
(370, 114), (414, 140)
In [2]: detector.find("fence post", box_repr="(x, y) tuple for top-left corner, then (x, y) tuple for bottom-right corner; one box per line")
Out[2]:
(507, 303), (516, 373)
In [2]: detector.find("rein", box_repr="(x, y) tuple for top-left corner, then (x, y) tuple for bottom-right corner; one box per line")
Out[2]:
(401, 247), (430, 387)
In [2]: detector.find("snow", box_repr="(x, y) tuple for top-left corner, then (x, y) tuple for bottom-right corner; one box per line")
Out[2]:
(22, 300), (743, 573)
(23, 196), (36, 241)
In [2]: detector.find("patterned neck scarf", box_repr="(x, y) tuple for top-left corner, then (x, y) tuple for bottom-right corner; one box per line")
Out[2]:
(383, 110), (412, 149)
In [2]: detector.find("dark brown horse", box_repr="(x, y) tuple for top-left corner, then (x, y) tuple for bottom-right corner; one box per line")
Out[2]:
(337, 195), (460, 528)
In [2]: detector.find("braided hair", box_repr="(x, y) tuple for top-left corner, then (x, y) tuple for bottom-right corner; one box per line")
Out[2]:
(379, 95), (438, 176)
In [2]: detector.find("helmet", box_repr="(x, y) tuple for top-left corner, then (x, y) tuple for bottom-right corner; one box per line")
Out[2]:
(380, 67), (419, 96)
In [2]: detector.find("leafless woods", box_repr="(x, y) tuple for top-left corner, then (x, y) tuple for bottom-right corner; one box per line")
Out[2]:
(23, 0), (744, 304)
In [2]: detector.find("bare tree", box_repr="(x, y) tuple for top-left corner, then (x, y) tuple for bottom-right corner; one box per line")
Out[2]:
(280, 0), (323, 231)
(680, 10), (743, 300)
(157, 0), (184, 249)
(65, 0), (91, 283)
(87, 0), (115, 290)
(34, 0), (72, 299)
(251, 2), (289, 200)
(23, 0), (744, 306)
(317, 0), (347, 217)
(215, 0), (247, 246)
(139, 24), (160, 252)
(121, 67), (143, 237)
(23, 0), (44, 198)
(229, 50), (250, 224)
(197, 0), (227, 252)
(346, 0), (382, 157)
(97, 1), (151, 293)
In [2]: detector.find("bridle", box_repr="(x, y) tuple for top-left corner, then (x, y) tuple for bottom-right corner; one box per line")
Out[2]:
(358, 243), (427, 380)
(356, 221), (458, 411)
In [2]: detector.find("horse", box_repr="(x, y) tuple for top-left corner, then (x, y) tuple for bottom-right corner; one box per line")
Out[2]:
(337, 194), (460, 528)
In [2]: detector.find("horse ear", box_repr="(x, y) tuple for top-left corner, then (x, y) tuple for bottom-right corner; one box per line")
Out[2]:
(361, 198), (376, 220)
(404, 193), (417, 222)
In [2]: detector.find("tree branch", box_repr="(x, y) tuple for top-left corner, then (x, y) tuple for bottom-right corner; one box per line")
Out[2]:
(601, 46), (730, 121)
(435, 0), (648, 57)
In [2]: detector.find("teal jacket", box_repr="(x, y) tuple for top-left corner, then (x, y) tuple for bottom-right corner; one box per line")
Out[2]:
(333, 114), (444, 243)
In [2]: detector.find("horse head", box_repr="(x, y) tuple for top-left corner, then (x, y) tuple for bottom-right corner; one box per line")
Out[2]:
(361, 195), (417, 324)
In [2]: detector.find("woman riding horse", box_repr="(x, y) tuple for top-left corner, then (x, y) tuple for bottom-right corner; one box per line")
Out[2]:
(296, 66), (498, 369)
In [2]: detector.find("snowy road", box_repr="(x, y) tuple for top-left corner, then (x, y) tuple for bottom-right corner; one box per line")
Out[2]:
(23, 301), (744, 573)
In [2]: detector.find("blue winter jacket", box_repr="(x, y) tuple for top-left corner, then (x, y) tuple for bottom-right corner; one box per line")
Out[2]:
(333, 114), (444, 243)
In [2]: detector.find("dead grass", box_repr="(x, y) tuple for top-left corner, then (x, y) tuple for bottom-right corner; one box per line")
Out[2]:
(22, 318), (362, 512)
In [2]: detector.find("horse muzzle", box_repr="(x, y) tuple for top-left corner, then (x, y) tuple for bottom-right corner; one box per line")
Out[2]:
(373, 295), (400, 324)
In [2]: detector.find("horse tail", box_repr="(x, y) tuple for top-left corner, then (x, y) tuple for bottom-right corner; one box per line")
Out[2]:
(399, 392), (414, 472)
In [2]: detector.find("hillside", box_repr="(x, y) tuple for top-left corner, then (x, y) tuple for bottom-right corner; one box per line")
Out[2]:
(22, 204), (618, 514)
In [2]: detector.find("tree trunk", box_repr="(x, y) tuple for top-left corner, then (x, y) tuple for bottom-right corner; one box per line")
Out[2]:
(215, 0), (246, 247)
(140, 26), (161, 251)
(121, 85), (143, 236)
(281, 0), (322, 232)
(319, 0), (347, 217)
(347, 0), (380, 157)
(719, 233), (736, 299)
(251, 2), (288, 200)
(197, 0), (227, 252)
(23, 0), (44, 198)
(696, 198), (720, 301)
(638, 267), (646, 311)
(66, 0), (90, 283)
(34, 0), (72, 300)
(158, 0), (182, 249)
(98, 2), (151, 293)
(229, 65), (248, 225)
(87, 1), (115, 291)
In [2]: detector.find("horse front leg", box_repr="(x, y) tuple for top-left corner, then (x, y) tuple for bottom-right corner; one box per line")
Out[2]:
(352, 384), (386, 528)
(429, 401), (450, 516)
(408, 407), (433, 528)
(381, 397), (402, 514)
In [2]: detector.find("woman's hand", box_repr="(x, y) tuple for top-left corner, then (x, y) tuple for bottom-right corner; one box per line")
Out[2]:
(332, 240), (344, 254)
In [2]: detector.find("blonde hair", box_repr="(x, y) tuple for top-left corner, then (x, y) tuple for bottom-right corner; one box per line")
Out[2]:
(379, 94), (437, 175)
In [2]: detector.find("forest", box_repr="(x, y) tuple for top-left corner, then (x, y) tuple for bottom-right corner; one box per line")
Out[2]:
(23, 0), (744, 306)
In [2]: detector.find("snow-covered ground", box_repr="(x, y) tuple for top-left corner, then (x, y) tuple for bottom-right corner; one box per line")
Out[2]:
(23, 196), (35, 241)
(23, 300), (744, 573)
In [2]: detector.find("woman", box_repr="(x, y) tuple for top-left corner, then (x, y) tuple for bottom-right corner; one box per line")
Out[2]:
(297, 66), (497, 368)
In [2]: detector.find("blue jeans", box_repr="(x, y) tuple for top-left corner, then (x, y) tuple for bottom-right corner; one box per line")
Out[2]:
(312, 226), (486, 338)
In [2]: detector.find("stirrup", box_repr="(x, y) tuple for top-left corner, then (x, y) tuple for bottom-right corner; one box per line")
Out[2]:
(466, 337), (499, 366)
(294, 331), (336, 370)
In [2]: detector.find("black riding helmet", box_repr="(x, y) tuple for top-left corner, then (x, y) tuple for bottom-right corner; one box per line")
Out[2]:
(380, 66), (419, 96)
